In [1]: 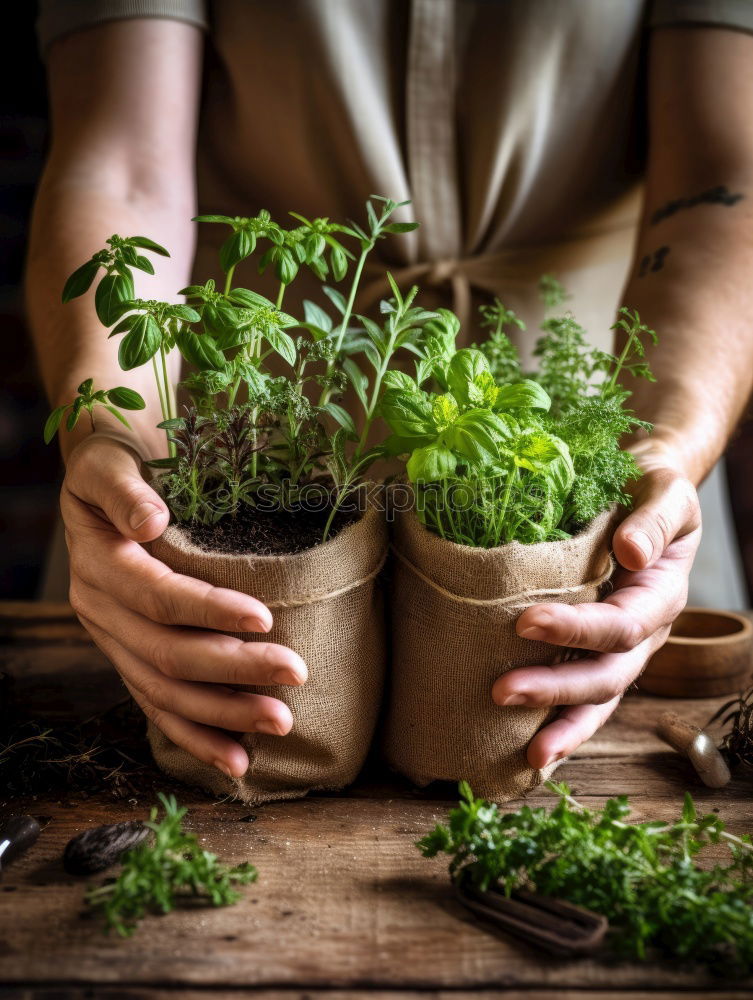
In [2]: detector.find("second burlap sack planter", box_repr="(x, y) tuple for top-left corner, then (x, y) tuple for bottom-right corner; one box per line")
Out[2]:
(147, 504), (387, 805)
(383, 505), (620, 801)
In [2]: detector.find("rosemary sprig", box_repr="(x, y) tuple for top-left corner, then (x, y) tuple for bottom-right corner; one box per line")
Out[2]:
(86, 793), (258, 936)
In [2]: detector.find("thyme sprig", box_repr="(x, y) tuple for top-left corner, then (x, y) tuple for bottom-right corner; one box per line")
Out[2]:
(86, 793), (258, 937)
(418, 782), (753, 973)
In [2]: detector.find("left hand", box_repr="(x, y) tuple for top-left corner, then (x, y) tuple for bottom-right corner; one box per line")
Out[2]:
(491, 467), (701, 768)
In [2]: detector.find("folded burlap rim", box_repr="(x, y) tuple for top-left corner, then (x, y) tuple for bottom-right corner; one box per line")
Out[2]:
(390, 544), (614, 609)
(262, 550), (387, 608)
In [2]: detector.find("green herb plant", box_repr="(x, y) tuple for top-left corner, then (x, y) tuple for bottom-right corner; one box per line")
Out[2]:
(418, 781), (753, 973)
(43, 379), (145, 444)
(86, 793), (257, 936)
(48, 197), (432, 539)
(382, 277), (655, 546)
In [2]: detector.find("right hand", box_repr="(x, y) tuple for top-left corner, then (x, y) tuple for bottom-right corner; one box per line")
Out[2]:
(63, 436), (307, 778)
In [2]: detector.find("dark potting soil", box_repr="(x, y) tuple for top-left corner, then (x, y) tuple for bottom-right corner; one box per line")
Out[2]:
(184, 504), (361, 556)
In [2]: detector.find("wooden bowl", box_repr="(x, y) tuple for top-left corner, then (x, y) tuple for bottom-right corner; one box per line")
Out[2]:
(638, 608), (753, 697)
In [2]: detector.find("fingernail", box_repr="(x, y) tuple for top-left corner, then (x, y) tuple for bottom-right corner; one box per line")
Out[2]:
(239, 615), (270, 633)
(501, 694), (530, 706)
(130, 501), (162, 530)
(520, 626), (547, 640)
(255, 719), (283, 736)
(628, 530), (653, 561)
(213, 760), (233, 777)
(271, 668), (304, 686)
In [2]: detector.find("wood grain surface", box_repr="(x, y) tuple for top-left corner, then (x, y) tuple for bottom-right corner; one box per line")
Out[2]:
(1, 602), (751, 995)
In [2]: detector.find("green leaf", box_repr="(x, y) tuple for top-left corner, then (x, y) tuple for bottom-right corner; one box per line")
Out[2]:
(127, 236), (170, 256)
(95, 273), (135, 326)
(132, 255), (155, 275)
(407, 444), (457, 483)
(303, 300), (332, 333)
(146, 456), (180, 469)
(103, 405), (132, 429)
(323, 286), (347, 315)
(383, 370), (419, 394)
(118, 314), (161, 370)
(157, 418), (185, 430)
(106, 387), (146, 410)
(191, 215), (235, 225)
(62, 259), (100, 304)
(264, 326), (297, 366)
(77, 378), (94, 397)
(43, 406), (67, 444)
(323, 402), (358, 438)
(495, 379), (552, 412)
(682, 792), (697, 824)
(330, 243), (348, 281)
(226, 288), (276, 310)
(168, 304), (202, 323)
(443, 409), (508, 463)
(176, 328), (228, 372)
(383, 221), (419, 234)
(109, 314), (137, 337)
(380, 390), (435, 441)
(343, 359), (368, 409)
(446, 349), (491, 405)
(220, 229), (255, 273)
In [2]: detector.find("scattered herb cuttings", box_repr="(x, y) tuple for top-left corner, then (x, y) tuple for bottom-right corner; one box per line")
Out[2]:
(418, 782), (753, 973)
(86, 793), (257, 936)
(710, 685), (753, 773)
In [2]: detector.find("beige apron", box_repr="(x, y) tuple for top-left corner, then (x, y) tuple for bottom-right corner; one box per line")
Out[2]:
(39, 0), (746, 605)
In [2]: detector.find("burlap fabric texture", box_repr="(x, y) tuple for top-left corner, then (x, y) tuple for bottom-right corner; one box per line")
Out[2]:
(147, 505), (387, 805)
(383, 505), (620, 801)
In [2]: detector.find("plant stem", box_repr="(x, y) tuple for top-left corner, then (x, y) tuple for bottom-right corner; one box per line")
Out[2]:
(224, 264), (236, 297)
(318, 243), (371, 407)
(159, 344), (176, 457)
(276, 283), (286, 310)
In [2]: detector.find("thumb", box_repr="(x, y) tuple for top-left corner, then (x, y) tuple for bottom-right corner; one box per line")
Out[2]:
(65, 436), (170, 542)
(613, 468), (701, 572)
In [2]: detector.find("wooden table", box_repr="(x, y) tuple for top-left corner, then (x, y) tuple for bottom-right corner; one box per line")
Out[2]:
(1, 601), (751, 999)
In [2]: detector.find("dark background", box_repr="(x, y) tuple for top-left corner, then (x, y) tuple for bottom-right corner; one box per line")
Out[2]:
(1, 6), (751, 602)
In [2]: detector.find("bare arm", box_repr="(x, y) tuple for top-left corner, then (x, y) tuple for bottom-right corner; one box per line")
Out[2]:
(623, 26), (753, 483)
(29, 21), (305, 777)
(27, 18), (201, 459)
(496, 26), (753, 763)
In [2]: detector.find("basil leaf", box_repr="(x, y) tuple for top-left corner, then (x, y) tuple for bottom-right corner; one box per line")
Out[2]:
(106, 387), (146, 410)
(446, 349), (491, 405)
(127, 236), (170, 256)
(407, 444), (457, 483)
(43, 405), (67, 444)
(495, 379), (552, 412)
(380, 390), (435, 440)
(118, 314), (161, 370)
(264, 326), (297, 366)
(62, 260), (100, 304)
(175, 328), (227, 372)
(95, 273), (134, 326)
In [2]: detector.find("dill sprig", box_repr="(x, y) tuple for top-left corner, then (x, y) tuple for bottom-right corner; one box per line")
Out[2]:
(418, 782), (753, 973)
(86, 793), (258, 936)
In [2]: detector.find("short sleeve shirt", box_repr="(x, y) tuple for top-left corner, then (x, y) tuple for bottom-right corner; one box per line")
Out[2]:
(36, 0), (753, 352)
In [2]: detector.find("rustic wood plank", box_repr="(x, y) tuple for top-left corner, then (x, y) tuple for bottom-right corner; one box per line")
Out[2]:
(2, 992), (750, 999)
(0, 794), (750, 990)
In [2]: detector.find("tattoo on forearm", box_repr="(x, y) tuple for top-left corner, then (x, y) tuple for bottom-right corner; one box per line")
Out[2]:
(638, 245), (671, 278)
(651, 184), (744, 226)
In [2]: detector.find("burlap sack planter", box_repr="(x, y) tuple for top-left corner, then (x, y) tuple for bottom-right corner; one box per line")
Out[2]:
(147, 504), (387, 805)
(383, 505), (619, 802)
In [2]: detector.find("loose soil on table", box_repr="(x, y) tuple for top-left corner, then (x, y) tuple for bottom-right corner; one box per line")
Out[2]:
(185, 503), (360, 556)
